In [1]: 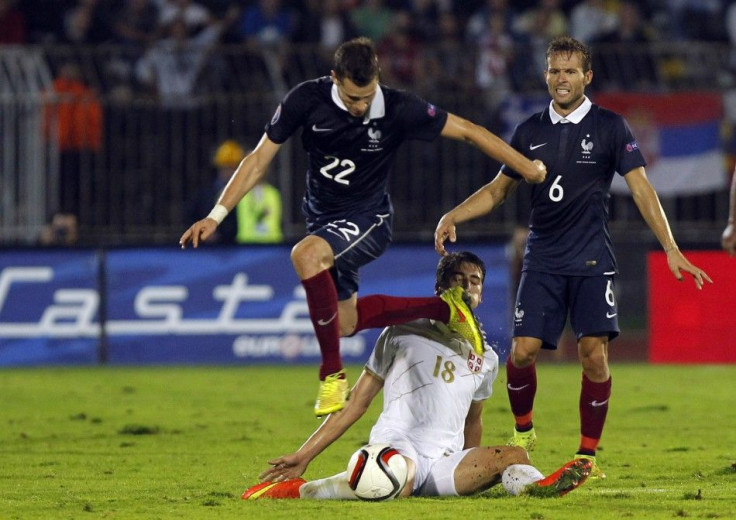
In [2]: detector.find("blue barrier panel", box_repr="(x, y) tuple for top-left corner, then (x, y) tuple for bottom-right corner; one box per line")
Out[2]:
(105, 247), (323, 364)
(105, 244), (511, 365)
(0, 244), (511, 366)
(0, 250), (100, 365)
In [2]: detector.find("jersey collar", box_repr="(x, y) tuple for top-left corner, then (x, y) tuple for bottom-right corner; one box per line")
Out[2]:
(331, 83), (386, 124)
(548, 96), (592, 124)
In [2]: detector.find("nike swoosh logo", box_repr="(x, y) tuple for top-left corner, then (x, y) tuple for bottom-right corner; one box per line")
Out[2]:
(312, 124), (332, 132)
(529, 143), (547, 150)
(606, 312), (617, 318)
(507, 384), (530, 391)
(317, 313), (337, 326)
(591, 399), (609, 407)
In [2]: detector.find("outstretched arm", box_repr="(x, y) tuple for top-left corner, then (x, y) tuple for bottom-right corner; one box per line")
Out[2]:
(435, 172), (519, 255)
(722, 168), (736, 256)
(625, 167), (713, 289)
(179, 134), (281, 248)
(463, 401), (484, 449)
(258, 370), (384, 482)
(440, 113), (546, 184)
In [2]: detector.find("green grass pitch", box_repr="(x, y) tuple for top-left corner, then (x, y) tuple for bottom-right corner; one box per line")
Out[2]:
(1, 363), (735, 519)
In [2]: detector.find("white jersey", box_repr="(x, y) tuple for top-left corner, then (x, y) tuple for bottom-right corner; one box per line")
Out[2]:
(366, 319), (499, 460)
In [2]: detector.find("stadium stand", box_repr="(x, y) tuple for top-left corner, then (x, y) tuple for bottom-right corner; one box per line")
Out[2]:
(0, 0), (732, 246)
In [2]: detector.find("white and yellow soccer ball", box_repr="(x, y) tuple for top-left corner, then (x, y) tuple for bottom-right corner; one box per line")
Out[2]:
(346, 444), (408, 501)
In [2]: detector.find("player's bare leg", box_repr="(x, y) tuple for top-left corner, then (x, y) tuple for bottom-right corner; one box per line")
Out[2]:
(454, 446), (529, 495)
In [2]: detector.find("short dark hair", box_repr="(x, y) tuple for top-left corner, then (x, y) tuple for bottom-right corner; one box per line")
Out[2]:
(546, 36), (592, 73)
(333, 37), (380, 86)
(435, 251), (487, 294)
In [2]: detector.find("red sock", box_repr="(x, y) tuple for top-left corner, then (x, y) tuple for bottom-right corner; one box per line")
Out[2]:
(579, 373), (612, 453)
(354, 295), (449, 333)
(302, 270), (341, 380)
(506, 357), (537, 429)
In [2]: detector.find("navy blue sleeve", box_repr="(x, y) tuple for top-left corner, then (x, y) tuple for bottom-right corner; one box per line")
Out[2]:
(613, 115), (647, 176)
(264, 83), (309, 144)
(396, 91), (448, 141)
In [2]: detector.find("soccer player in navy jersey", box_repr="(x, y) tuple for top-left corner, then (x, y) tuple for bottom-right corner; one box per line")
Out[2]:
(434, 36), (712, 478)
(179, 37), (547, 418)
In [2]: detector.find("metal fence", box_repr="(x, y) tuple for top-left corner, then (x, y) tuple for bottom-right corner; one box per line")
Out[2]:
(0, 42), (732, 246)
(0, 47), (56, 242)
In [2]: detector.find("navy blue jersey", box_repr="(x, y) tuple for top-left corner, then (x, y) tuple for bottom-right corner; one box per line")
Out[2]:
(265, 77), (448, 225)
(501, 98), (646, 275)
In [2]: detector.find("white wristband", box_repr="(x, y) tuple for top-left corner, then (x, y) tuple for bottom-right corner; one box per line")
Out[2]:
(206, 204), (229, 225)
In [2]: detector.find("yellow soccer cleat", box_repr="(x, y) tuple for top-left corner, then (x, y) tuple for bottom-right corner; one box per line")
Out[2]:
(574, 454), (606, 479)
(314, 370), (349, 418)
(507, 427), (537, 452)
(440, 286), (484, 355)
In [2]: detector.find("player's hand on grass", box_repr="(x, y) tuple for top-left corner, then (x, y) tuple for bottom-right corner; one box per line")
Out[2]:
(179, 218), (218, 248)
(434, 215), (456, 256)
(666, 249), (713, 289)
(260, 453), (308, 482)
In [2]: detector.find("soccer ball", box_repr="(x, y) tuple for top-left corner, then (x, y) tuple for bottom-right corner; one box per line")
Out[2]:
(346, 443), (408, 501)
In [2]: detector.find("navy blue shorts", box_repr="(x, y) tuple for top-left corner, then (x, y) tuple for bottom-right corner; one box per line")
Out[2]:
(308, 212), (392, 300)
(513, 271), (619, 350)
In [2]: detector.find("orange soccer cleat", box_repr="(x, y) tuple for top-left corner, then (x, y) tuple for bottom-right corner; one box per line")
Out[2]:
(531, 458), (592, 497)
(241, 478), (306, 500)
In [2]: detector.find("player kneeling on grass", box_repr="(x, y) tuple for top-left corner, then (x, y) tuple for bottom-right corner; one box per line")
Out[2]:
(242, 252), (592, 500)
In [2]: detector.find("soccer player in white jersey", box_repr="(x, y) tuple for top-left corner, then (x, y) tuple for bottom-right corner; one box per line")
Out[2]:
(242, 251), (591, 500)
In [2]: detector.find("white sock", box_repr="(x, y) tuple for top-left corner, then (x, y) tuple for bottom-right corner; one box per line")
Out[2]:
(501, 464), (544, 496)
(299, 471), (358, 500)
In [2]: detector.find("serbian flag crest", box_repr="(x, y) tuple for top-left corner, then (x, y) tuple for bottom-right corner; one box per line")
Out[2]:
(595, 91), (726, 196)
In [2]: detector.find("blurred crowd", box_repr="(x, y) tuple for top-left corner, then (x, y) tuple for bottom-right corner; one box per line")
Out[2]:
(3, 0), (736, 104)
(3, 0), (731, 245)
(2, 0), (732, 48)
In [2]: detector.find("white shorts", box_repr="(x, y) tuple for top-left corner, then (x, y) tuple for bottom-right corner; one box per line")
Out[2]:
(370, 431), (472, 496)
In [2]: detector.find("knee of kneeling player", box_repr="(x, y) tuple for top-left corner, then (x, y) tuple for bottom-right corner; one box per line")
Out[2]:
(503, 446), (531, 466)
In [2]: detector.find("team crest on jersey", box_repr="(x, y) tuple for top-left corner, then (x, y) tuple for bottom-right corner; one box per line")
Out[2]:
(367, 127), (382, 141)
(270, 104), (282, 125)
(514, 305), (524, 324)
(576, 134), (597, 165)
(362, 125), (383, 152)
(467, 351), (483, 373)
(581, 138), (594, 155)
